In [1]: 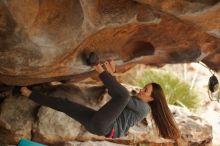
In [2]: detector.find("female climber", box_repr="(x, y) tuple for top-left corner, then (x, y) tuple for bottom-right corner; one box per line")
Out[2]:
(20, 59), (180, 140)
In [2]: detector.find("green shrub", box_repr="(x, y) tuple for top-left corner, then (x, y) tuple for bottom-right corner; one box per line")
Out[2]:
(120, 67), (199, 110)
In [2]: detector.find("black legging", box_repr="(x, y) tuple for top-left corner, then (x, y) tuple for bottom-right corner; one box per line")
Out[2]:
(29, 73), (130, 136)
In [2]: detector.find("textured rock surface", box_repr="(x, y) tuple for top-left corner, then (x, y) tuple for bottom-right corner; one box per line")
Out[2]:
(170, 105), (212, 146)
(0, 96), (37, 144)
(60, 141), (174, 146)
(0, 0), (220, 85)
(32, 107), (82, 144)
(0, 1), (218, 145)
(196, 101), (220, 146)
(61, 141), (127, 146)
(0, 83), (212, 145)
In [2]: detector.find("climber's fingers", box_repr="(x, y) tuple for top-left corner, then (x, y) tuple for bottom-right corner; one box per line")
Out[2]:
(103, 61), (114, 75)
(108, 59), (116, 73)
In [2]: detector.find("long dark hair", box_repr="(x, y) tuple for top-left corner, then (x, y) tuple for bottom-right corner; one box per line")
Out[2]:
(149, 83), (180, 140)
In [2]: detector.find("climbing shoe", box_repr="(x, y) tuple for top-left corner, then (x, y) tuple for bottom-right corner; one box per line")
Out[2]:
(12, 86), (22, 97)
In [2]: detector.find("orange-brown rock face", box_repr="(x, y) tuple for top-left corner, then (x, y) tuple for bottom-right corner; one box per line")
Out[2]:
(0, 0), (220, 85)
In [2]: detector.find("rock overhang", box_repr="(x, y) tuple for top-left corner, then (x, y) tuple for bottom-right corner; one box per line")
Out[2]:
(0, 0), (220, 85)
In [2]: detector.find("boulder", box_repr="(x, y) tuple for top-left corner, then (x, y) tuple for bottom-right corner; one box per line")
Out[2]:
(0, 96), (37, 144)
(0, 0), (220, 85)
(170, 105), (212, 146)
(32, 107), (82, 144)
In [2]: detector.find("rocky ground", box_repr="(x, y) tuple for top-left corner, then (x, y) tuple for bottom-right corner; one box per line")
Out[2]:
(197, 101), (220, 146)
(163, 63), (220, 146)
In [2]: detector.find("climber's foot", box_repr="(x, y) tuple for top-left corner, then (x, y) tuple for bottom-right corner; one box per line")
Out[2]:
(12, 86), (22, 97)
(20, 87), (32, 97)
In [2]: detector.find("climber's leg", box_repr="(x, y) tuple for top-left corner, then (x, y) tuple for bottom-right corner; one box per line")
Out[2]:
(29, 90), (96, 126)
(87, 93), (130, 135)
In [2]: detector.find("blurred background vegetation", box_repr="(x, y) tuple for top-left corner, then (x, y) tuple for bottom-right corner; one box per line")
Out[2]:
(119, 65), (200, 110)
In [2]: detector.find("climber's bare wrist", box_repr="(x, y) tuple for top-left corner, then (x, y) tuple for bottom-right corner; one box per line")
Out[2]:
(95, 63), (105, 74)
